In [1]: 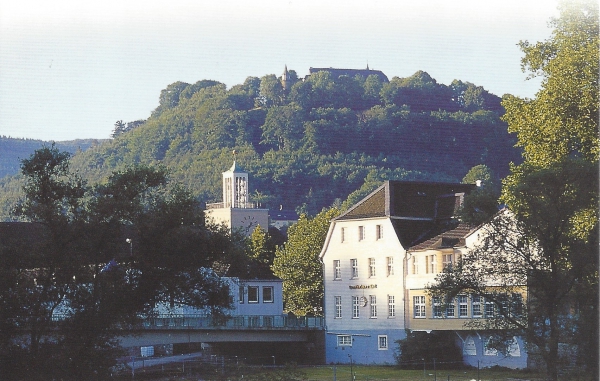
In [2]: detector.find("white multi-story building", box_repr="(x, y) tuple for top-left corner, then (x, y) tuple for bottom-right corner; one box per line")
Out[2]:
(319, 180), (527, 368)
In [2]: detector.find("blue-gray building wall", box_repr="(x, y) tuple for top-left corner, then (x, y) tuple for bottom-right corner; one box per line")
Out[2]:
(325, 329), (406, 365)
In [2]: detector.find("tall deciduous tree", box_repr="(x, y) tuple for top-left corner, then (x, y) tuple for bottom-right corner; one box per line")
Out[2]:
(1, 147), (240, 380)
(430, 2), (599, 380)
(271, 208), (340, 315)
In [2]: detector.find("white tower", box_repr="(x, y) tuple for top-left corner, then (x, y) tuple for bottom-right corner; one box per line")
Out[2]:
(223, 161), (248, 208)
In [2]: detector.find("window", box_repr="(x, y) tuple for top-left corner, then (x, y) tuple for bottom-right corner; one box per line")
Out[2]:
(376, 224), (383, 240)
(368, 258), (376, 278)
(458, 295), (468, 317)
(432, 297), (443, 318)
(358, 226), (365, 241)
(337, 335), (352, 346)
(370, 295), (377, 318)
(341, 227), (346, 243)
(388, 295), (396, 317)
(335, 296), (342, 318)
(262, 286), (273, 303)
(386, 256), (394, 276)
(414, 296), (425, 318)
(472, 295), (482, 318)
(248, 286), (259, 303)
(511, 293), (523, 317)
(378, 335), (388, 350)
(412, 256), (419, 274)
(446, 297), (455, 318)
(239, 286), (244, 303)
(485, 298), (495, 318)
(351, 259), (358, 278)
(352, 296), (360, 318)
(426, 254), (436, 273)
(333, 260), (341, 280)
(442, 254), (453, 269)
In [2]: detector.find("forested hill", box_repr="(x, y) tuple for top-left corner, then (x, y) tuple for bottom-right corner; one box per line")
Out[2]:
(0, 137), (104, 178)
(0, 69), (520, 219)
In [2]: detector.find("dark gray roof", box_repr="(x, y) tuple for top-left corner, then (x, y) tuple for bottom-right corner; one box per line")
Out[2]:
(336, 180), (475, 248)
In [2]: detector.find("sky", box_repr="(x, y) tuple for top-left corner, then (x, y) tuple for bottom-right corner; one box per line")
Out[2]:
(0, 0), (560, 142)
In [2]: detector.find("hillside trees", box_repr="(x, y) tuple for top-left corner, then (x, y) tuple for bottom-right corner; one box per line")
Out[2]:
(272, 208), (340, 315)
(429, 2), (599, 380)
(0, 146), (244, 380)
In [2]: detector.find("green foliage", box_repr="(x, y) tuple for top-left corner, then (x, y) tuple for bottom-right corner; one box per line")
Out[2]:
(0, 147), (242, 380)
(459, 164), (501, 225)
(271, 207), (340, 315)
(502, 1), (599, 166)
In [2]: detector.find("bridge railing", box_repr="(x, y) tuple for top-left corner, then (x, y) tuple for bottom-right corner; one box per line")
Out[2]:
(139, 314), (324, 330)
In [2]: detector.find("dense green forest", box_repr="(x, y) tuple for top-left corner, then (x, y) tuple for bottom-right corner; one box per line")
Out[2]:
(0, 69), (520, 219)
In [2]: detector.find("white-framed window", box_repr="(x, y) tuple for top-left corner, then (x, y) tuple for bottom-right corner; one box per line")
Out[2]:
(442, 254), (453, 270)
(335, 296), (342, 318)
(262, 286), (273, 303)
(248, 286), (259, 303)
(368, 258), (376, 278)
(432, 296), (443, 318)
(351, 258), (358, 278)
(412, 256), (419, 274)
(352, 296), (360, 318)
(388, 295), (396, 317)
(485, 298), (495, 318)
(239, 286), (244, 303)
(472, 295), (482, 318)
(337, 335), (352, 346)
(414, 295), (425, 318)
(341, 227), (346, 243)
(458, 295), (468, 317)
(358, 226), (365, 241)
(446, 297), (455, 318)
(378, 335), (388, 350)
(376, 224), (383, 240)
(386, 256), (394, 276)
(370, 295), (377, 318)
(333, 260), (341, 280)
(511, 293), (523, 317)
(426, 254), (436, 273)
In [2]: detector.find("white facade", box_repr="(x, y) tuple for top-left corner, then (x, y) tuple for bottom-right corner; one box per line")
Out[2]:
(319, 180), (527, 367)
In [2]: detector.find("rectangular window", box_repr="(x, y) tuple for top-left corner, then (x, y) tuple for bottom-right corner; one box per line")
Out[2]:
(378, 335), (388, 350)
(248, 286), (259, 303)
(427, 254), (436, 273)
(335, 296), (342, 318)
(341, 227), (346, 243)
(368, 258), (376, 278)
(511, 293), (523, 317)
(387, 256), (394, 276)
(239, 286), (244, 303)
(485, 298), (495, 318)
(358, 226), (365, 241)
(333, 260), (341, 280)
(472, 295), (482, 318)
(376, 224), (383, 240)
(352, 296), (360, 318)
(388, 295), (396, 318)
(262, 286), (273, 303)
(432, 296), (443, 318)
(337, 335), (352, 346)
(458, 295), (468, 317)
(370, 295), (377, 318)
(412, 256), (419, 274)
(414, 296), (425, 318)
(351, 259), (358, 278)
(446, 297), (455, 318)
(442, 254), (453, 270)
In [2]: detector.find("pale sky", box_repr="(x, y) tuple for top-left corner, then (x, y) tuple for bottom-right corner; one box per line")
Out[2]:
(0, 0), (559, 141)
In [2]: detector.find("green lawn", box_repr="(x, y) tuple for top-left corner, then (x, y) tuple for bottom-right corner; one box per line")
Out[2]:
(296, 365), (545, 381)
